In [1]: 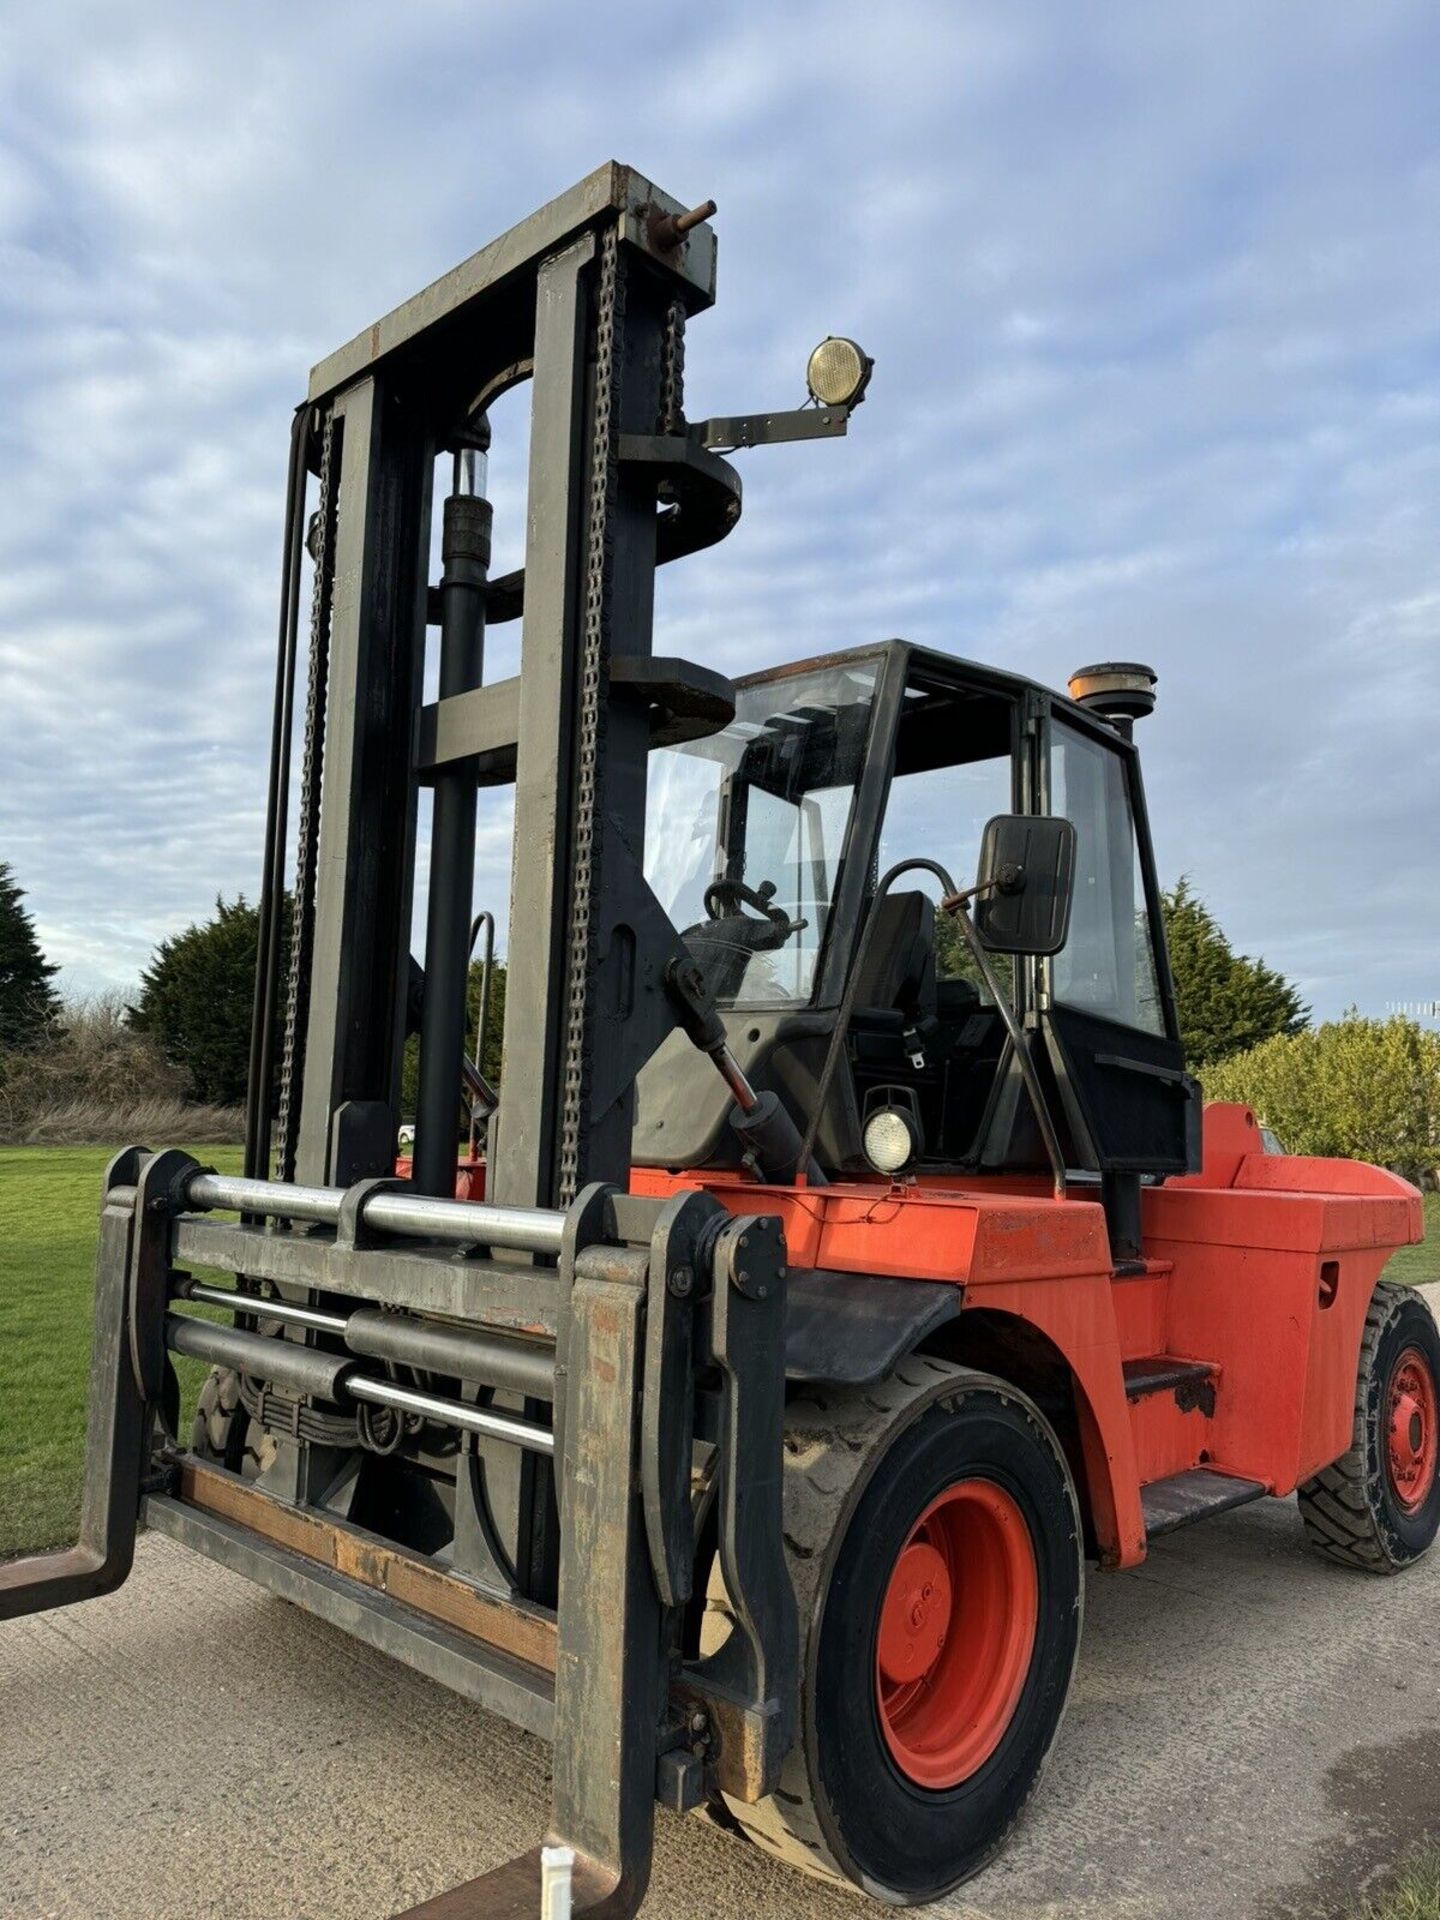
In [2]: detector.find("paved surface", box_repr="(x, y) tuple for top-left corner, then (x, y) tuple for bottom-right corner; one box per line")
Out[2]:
(4, 1290), (1440, 1920)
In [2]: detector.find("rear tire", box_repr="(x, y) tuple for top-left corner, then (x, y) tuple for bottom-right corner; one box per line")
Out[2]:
(708, 1356), (1083, 1904)
(1298, 1281), (1440, 1573)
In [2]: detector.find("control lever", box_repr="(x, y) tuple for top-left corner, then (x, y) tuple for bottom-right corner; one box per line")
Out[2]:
(664, 954), (826, 1186)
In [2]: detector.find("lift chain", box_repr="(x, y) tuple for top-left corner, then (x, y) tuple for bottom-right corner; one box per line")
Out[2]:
(556, 222), (626, 1206)
(274, 407), (337, 1180)
(660, 295), (686, 435)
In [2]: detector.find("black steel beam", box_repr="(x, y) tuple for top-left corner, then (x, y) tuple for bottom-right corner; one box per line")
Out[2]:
(488, 233), (594, 1213)
(143, 1495), (555, 1740)
(307, 163), (716, 407)
(296, 375), (433, 1187)
(171, 1216), (563, 1335)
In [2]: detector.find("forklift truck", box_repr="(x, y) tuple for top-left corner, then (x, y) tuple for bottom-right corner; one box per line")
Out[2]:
(3, 164), (1434, 1916)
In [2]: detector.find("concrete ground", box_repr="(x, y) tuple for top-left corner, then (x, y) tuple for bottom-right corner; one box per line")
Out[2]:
(5, 1296), (1440, 1920)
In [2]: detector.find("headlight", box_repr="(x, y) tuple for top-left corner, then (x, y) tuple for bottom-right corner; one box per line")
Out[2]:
(806, 336), (873, 410)
(863, 1105), (920, 1176)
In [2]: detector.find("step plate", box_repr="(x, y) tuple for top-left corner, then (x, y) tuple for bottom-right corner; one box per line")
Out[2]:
(1123, 1356), (1216, 1403)
(1141, 1468), (1267, 1539)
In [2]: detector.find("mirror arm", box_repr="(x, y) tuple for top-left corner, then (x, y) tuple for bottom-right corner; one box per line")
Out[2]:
(938, 878), (993, 914)
(943, 902), (1068, 1202)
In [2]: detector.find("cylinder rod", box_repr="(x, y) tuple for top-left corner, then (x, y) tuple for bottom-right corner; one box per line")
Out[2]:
(347, 1376), (554, 1456)
(710, 1042), (761, 1116)
(181, 1281), (349, 1336)
(414, 430), (492, 1197)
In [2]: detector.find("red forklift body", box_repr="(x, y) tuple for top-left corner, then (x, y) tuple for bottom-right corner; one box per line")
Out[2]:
(635, 1101), (1424, 1568)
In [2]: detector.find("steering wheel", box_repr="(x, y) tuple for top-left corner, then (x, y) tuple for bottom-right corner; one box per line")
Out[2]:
(705, 877), (782, 922)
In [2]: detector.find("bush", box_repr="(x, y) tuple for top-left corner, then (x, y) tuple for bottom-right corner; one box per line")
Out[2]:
(3, 1093), (246, 1147)
(130, 896), (268, 1107)
(399, 958), (507, 1127)
(0, 861), (61, 1048)
(0, 992), (245, 1146)
(1161, 877), (1308, 1068)
(1203, 1013), (1440, 1181)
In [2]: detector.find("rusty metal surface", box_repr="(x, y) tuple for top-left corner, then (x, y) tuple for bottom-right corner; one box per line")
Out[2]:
(178, 1463), (558, 1673)
(670, 1678), (771, 1806)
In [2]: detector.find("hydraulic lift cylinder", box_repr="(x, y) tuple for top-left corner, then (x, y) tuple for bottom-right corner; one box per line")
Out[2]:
(414, 432), (492, 1196)
(165, 1312), (353, 1401)
(344, 1307), (555, 1401)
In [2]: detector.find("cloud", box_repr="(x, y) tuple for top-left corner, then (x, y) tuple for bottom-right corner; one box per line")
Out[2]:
(1, 0), (1437, 1029)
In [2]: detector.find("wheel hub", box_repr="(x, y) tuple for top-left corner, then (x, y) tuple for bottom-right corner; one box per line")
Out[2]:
(1387, 1348), (1438, 1513)
(874, 1478), (1039, 1791)
(878, 1542), (952, 1685)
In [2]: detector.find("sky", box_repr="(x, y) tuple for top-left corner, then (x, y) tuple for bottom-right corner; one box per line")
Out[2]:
(1, 0), (1437, 1024)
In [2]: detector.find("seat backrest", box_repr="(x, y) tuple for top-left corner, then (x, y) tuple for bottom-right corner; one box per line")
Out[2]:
(851, 890), (936, 1018)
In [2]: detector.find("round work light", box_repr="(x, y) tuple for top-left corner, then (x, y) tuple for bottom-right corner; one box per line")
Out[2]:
(863, 1105), (921, 1177)
(806, 336), (874, 411)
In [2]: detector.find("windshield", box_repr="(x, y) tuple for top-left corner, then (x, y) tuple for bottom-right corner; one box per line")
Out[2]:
(645, 661), (879, 1006)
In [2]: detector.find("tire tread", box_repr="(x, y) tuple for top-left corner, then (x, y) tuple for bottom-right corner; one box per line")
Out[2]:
(713, 1358), (1081, 1895)
(1297, 1281), (1434, 1574)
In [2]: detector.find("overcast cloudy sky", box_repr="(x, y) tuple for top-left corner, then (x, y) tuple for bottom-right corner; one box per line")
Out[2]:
(1, 0), (1436, 1022)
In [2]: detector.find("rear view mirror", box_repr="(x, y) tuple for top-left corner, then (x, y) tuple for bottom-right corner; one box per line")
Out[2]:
(973, 814), (1076, 956)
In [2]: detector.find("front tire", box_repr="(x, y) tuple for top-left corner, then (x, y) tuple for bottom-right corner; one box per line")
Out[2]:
(712, 1357), (1083, 1904)
(1298, 1281), (1440, 1573)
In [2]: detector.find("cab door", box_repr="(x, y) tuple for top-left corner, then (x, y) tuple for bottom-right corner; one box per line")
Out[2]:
(1040, 711), (1199, 1175)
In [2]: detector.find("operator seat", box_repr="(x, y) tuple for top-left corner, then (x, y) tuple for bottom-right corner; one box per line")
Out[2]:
(847, 891), (938, 1069)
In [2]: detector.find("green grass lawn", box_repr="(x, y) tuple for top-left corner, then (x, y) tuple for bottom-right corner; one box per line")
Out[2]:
(0, 1148), (1435, 1561)
(0, 1141), (244, 1558)
(1350, 1851), (1440, 1920)
(1384, 1194), (1439, 1287)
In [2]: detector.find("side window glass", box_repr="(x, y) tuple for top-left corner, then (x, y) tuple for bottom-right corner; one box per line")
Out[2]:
(1049, 723), (1164, 1035)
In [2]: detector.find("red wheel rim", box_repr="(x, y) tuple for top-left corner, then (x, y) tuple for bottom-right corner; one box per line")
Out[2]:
(874, 1479), (1038, 1790)
(1386, 1346), (1438, 1514)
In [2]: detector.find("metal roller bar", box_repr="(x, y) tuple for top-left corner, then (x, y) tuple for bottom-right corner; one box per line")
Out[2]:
(181, 1281), (348, 1336)
(345, 1308), (555, 1402)
(365, 1189), (565, 1255)
(185, 1172), (346, 1223)
(183, 1170), (566, 1255)
(347, 1377), (555, 1457)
